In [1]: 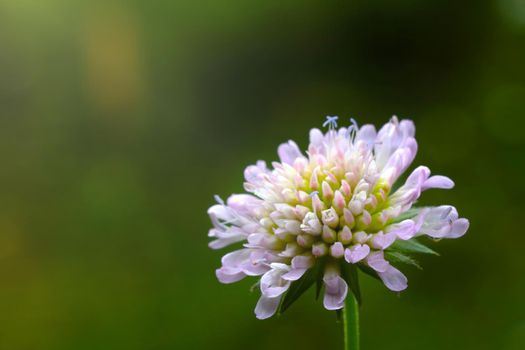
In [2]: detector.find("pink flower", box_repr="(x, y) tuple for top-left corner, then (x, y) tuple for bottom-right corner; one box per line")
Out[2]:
(208, 116), (469, 319)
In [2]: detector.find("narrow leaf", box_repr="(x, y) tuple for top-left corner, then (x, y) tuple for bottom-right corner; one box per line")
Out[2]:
(390, 207), (421, 223)
(280, 261), (323, 313)
(389, 238), (439, 255)
(385, 251), (422, 270)
(357, 264), (380, 281)
(315, 277), (323, 300)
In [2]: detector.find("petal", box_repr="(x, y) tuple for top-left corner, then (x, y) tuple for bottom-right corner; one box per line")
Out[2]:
(309, 128), (325, 147)
(367, 251), (389, 273)
(244, 161), (269, 184)
(330, 242), (345, 258)
(388, 166), (430, 209)
(405, 166), (431, 188)
(227, 194), (262, 216)
(281, 268), (307, 281)
(385, 220), (416, 240)
(371, 232), (397, 250)
(255, 295), (282, 320)
(323, 274), (348, 310)
(380, 140), (417, 186)
(399, 119), (415, 137)
(344, 244), (371, 263)
(208, 227), (248, 249)
(260, 266), (291, 298)
(278, 140), (303, 165)
(209, 235), (246, 249)
(291, 255), (315, 269)
(377, 265), (408, 292)
(221, 249), (252, 268)
(422, 175), (455, 190)
(417, 206), (469, 239)
(216, 267), (245, 284)
(240, 251), (271, 276)
(448, 218), (469, 238)
(208, 204), (235, 228)
(355, 124), (377, 145)
(374, 117), (409, 168)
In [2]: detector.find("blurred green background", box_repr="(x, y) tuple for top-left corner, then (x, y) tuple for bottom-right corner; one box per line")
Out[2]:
(0, 0), (524, 349)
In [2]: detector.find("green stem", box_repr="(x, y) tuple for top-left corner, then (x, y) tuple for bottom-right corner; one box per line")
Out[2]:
(342, 291), (360, 350)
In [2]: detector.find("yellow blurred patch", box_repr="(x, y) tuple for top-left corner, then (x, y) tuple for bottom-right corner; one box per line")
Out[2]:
(81, 3), (143, 113)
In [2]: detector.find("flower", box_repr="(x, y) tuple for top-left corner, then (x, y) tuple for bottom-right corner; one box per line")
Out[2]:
(208, 116), (469, 319)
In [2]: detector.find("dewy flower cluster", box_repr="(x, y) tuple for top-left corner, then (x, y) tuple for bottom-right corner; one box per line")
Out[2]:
(208, 116), (469, 319)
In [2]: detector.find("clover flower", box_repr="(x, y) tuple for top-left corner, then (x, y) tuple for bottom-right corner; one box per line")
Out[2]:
(208, 116), (469, 320)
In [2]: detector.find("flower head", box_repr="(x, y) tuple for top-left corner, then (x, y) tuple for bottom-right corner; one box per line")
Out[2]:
(208, 116), (469, 319)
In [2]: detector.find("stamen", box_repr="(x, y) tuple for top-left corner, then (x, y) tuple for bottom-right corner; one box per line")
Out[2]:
(350, 117), (358, 130)
(323, 115), (339, 130)
(346, 117), (359, 141)
(214, 194), (225, 205)
(390, 115), (399, 125)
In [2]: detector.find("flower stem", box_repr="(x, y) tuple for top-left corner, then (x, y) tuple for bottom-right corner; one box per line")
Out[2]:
(342, 290), (360, 350)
